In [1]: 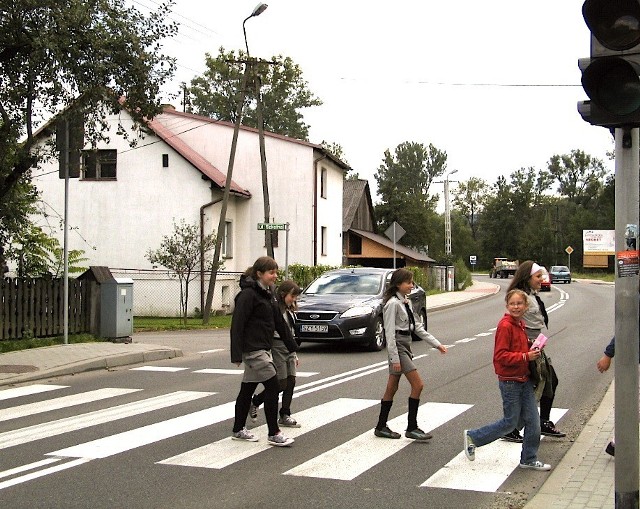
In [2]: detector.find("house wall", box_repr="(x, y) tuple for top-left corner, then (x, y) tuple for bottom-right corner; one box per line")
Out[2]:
(32, 115), (225, 271)
(154, 112), (344, 268)
(32, 109), (345, 297)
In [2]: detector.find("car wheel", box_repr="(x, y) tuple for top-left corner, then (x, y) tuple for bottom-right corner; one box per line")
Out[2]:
(368, 316), (386, 351)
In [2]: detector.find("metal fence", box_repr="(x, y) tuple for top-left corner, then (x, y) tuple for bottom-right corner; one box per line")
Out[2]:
(110, 269), (242, 318)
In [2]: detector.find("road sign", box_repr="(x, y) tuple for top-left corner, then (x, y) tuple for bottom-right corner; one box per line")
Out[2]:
(470, 255), (477, 262)
(565, 246), (574, 255)
(257, 223), (287, 231)
(384, 222), (406, 242)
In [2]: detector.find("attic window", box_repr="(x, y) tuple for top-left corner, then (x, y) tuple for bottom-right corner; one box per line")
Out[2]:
(81, 150), (117, 180)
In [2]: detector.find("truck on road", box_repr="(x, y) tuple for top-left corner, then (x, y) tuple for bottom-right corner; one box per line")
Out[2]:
(490, 258), (519, 278)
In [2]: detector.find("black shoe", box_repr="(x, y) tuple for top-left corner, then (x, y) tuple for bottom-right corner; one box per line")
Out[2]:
(502, 429), (523, 443)
(405, 428), (433, 441)
(605, 441), (615, 457)
(541, 420), (566, 437)
(374, 426), (401, 439)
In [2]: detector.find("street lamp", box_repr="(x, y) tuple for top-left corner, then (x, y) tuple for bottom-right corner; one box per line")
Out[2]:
(444, 169), (458, 255)
(203, 3), (268, 322)
(243, 3), (268, 55)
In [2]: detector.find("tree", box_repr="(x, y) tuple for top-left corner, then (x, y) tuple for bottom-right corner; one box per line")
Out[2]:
(374, 141), (447, 250)
(545, 149), (607, 208)
(146, 220), (217, 324)
(189, 48), (322, 140)
(452, 177), (488, 241)
(6, 225), (87, 278)
(0, 0), (177, 206)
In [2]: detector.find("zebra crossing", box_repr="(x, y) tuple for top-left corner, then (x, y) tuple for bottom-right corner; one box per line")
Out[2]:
(0, 382), (567, 494)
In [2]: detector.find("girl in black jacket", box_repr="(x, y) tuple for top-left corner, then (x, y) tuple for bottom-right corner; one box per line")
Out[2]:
(230, 256), (298, 446)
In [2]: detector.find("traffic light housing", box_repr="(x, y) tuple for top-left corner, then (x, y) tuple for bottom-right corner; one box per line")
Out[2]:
(578, 0), (640, 128)
(56, 111), (84, 179)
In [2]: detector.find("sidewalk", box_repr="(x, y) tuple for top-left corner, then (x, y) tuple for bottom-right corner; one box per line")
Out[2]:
(0, 278), (618, 507)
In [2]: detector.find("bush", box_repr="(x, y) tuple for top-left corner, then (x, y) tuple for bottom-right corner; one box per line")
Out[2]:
(454, 258), (472, 290)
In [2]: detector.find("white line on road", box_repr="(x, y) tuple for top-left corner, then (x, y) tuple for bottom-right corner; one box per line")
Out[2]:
(284, 402), (471, 480)
(0, 391), (213, 450)
(421, 408), (568, 492)
(0, 388), (141, 422)
(0, 384), (67, 401)
(158, 398), (379, 469)
(130, 366), (189, 372)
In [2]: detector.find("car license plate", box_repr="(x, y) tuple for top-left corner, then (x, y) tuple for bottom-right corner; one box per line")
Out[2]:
(300, 324), (328, 333)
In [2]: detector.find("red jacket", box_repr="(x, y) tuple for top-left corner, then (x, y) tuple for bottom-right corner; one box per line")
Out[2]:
(493, 313), (530, 382)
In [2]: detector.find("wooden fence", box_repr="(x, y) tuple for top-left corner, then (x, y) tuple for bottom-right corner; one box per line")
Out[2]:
(0, 278), (94, 340)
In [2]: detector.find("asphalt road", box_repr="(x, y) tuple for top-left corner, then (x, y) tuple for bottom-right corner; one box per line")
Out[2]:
(0, 276), (614, 509)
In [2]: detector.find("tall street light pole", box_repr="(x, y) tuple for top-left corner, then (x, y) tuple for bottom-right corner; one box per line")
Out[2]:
(203, 3), (267, 323)
(444, 169), (458, 255)
(243, 3), (274, 258)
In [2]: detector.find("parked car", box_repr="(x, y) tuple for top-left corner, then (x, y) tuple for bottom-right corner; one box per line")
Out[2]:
(549, 265), (572, 284)
(294, 267), (427, 351)
(540, 266), (551, 292)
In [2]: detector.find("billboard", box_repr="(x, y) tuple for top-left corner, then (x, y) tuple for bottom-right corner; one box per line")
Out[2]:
(583, 230), (615, 255)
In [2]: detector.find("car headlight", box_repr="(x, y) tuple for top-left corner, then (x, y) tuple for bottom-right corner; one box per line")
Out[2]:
(340, 305), (374, 318)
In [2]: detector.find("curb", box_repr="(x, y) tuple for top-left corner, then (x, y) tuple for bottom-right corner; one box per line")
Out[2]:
(0, 347), (183, 387)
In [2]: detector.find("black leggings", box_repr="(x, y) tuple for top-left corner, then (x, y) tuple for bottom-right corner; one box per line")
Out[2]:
(252, 376), (297, 416)
(539, 366), (559, 422)
(234, 376), (280, 435)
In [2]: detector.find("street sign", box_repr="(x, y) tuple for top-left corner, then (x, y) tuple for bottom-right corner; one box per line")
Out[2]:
(470, 255), (477, 262)
(565, 246), (574, 255)
(384, 222), (406, 242)
(257, 223), (287, 231)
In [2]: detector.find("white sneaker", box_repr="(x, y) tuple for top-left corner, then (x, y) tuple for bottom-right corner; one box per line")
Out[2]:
(519, 460), (551, 471)
(463, 430), (475, 461)
(278, 415), (301, 428)
(267, 432), (294, 447)
(232, 427), (258, 442)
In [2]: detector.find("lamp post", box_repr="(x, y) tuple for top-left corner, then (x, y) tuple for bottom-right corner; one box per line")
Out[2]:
(203, 3), (268, 323)
(243, 3), (274, 258)
(444, 169), (458, 255)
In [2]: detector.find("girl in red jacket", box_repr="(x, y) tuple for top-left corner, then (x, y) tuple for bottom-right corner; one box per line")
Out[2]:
(463, 289), (551, 471)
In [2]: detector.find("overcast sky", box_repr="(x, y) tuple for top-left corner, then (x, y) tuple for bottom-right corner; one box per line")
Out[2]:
(134, 0), (614, 204)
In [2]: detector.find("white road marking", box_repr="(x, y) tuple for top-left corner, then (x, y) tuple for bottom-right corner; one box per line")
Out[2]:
(0, 384), (67, 401)
(193, 368), (243, 375)
(0, 457), (62, 480)
(129, 366), (189, 372)
(197, 349), (224, 354)
(158, 398), (379, 469)
(421, 408), (568, 492)
(0, 458), (91, 491)
(0, 388), (141, 422)
(284, 402), (471, 480)
(50, 402), (236, 460)
(0, 391), (212, 450)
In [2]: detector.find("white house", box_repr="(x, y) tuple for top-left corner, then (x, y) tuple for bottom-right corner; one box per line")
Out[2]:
(33, 106), (348, 314)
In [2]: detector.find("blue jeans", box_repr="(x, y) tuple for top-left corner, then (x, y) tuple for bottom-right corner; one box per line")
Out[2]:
(468, 379), (541, 464)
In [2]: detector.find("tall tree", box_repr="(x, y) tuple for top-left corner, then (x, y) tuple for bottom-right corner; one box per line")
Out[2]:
(0, 0), (177, 209)
(374, 141), (447, 250)
(545, 149), (608, 208)
(190, 48), (322, 141)
(452, 177), (488, 241)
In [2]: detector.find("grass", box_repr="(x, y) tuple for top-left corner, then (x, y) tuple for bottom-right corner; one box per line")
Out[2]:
(133, 315), (232, 332)
(0, 334), (102, 354)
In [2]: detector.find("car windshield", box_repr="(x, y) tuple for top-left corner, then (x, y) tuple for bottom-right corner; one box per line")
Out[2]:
(552, 266), (569, 272)
(305, 273), (383, 295)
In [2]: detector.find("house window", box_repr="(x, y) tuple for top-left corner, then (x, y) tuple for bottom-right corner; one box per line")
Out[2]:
(81, 149), (117, 180)
(320, 167), (327, 198)
(321, 226), (327, 256)
(222, 220), (233, 258)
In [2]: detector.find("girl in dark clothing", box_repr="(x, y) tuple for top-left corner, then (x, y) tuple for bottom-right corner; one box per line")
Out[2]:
(230, 256), (298, 446)
(250, 280), (303, 427)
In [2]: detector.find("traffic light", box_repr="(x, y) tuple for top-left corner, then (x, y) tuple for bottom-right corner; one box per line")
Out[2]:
(56, 111), (84, 179)
(578, 0), (640, 128)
